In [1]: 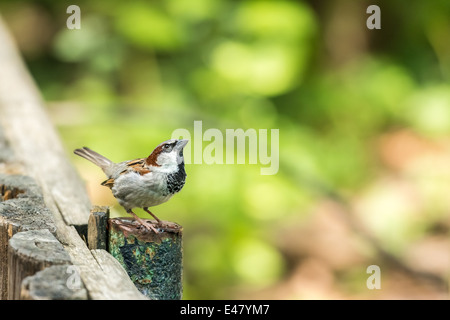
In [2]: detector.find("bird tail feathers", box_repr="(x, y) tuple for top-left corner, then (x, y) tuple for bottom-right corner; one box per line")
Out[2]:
(74, 147), (113, 173)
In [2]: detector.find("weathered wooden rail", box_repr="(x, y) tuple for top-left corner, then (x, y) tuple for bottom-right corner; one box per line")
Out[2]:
(0, 15), (181, 300)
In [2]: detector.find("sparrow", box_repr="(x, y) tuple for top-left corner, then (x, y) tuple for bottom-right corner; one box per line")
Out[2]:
(74, 139), (188, 233)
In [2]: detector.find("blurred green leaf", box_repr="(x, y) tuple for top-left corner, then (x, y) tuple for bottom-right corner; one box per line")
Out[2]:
(114, 2), (184, 51)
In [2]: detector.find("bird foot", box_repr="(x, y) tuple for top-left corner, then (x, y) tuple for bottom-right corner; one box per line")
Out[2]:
(139, 220), (177, 234)
(126, 209), (161, 234)
(137, 219), (160, 234)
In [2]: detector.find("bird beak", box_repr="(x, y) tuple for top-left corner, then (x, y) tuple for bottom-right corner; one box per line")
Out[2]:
(176, 139), (189, 149)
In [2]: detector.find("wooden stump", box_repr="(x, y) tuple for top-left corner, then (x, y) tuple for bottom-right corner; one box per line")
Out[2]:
(108, 218), (183, 300)
(0, 174), (56, 299)
(20, 265), (88, 300)
(7, 229), (71, 300)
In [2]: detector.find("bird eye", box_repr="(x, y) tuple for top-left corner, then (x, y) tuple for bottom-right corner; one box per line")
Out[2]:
(162, 143), (174, 152)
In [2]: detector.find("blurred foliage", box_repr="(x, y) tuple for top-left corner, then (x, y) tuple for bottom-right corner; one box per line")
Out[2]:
(1, 0), (450, 299)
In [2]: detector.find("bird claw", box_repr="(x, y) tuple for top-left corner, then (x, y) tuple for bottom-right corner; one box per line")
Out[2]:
(138, 220), (161, 234)
(112, 218), (162, 235)
(126, 209), (162, 234)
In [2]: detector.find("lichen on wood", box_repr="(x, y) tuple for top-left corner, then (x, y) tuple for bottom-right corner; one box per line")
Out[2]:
(108, 218), (183, 300)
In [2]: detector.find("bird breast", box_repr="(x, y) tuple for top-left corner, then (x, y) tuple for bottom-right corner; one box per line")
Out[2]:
(111, 171), (174, 209)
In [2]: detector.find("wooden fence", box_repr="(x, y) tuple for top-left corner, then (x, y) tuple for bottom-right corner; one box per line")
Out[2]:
(0, 15), (181, 300)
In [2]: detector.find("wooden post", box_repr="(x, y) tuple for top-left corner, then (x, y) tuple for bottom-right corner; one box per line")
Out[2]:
(87, 206), (109, 250)
(108, 218), (183, 300)
(7, 229), (72, 300)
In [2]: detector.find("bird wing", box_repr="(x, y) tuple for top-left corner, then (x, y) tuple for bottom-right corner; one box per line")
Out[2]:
(101, 158), (151, 189)
(101, 178), (115, 188)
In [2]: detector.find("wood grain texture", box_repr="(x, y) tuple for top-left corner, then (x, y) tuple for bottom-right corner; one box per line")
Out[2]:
(53, 213), (147, 299)
(20, 265), (88, 300)
(0, 174), (56, 299)
(87, 206), (109, 250)
(90, 249), (148, 300)
(7, 229), (71, 300)
(0, 16), (91, 227)
(0, 16), (147, 300)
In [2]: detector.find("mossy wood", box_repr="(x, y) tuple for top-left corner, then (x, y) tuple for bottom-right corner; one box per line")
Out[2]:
(108, 218), (183, 300)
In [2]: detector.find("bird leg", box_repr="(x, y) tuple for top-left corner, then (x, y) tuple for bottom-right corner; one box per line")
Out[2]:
(143, 207), (162, 225)
(126, 209), (159, 234)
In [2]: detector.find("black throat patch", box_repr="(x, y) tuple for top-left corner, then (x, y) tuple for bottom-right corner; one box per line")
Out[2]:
(165, 163), (186, 195)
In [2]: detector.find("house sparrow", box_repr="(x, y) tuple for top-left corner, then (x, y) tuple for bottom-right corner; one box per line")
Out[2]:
(74, 139), (188, 233)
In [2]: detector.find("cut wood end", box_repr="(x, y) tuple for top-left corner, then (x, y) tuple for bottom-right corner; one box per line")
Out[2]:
(109, 217), (182, 242)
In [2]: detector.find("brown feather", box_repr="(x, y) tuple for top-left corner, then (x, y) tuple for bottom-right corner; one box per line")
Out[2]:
(100, 158), (151, 189)
(101, 178), (115, 189)
(127, 159), (144, 166)
(126, 158), (152, 174)
(145, 145), (163, 167)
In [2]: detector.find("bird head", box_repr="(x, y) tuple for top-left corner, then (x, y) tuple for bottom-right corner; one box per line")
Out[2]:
(146, 139), (189, 170)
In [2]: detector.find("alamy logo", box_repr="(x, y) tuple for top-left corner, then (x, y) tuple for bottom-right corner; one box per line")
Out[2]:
(171, 121), (279, 175)
(66, 265), (82, 290)
(66, 5), (81, 29)
(366, 5), (381, 30)
(366, 265), (381, 289)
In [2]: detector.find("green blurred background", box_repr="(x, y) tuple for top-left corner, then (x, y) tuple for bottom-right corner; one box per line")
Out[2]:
(1, 0), (449, 299)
